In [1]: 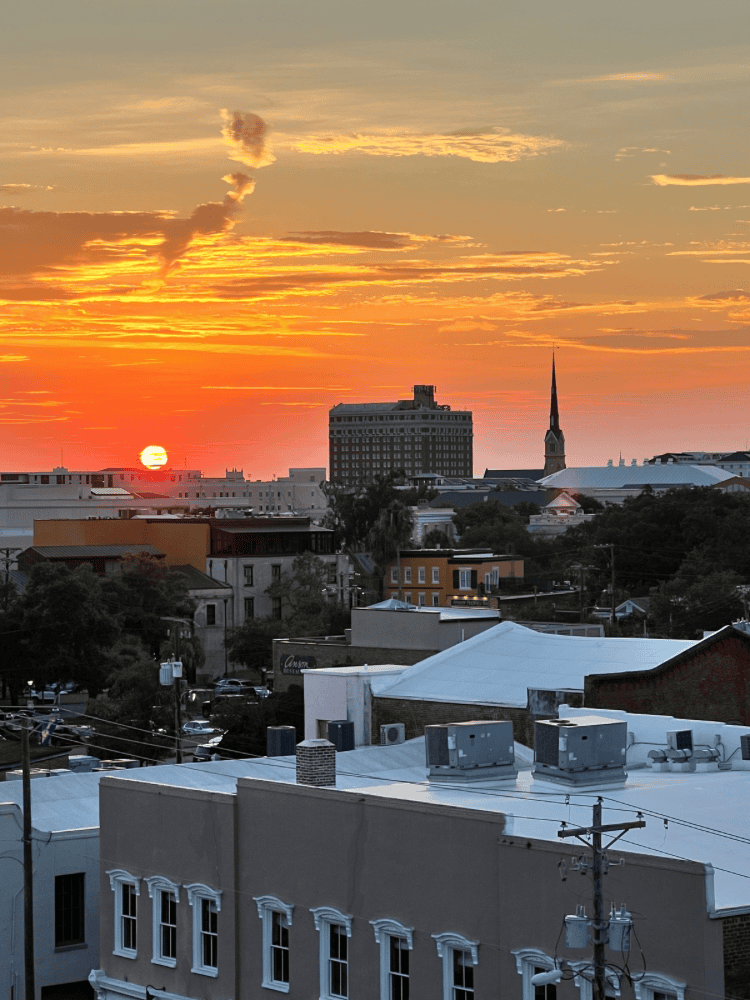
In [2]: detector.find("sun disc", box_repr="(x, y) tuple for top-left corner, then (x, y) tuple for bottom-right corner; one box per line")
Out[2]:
(140, 445), (168, 470)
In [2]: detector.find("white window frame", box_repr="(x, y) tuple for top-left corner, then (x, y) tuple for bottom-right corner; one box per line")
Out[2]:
(254, 895), (294, 993)
(633, 973), (686, 1000)
(432, 593), (440, 606)
(371, 918), (413, 1000)
(513, 948), (556, 1000)
(418, 592), (426, 606)
(404, 567), (412, 584)
(311, 906), (353, 1000)
(459, 569), (471, 590)
(418, 566), (426, 584)
(107, 869), (140, 959)
(185, 882), (222, 978)
(146, 876), (180, 968)
(569, 961), (621, 1000)
(432, 567), (440, 583)
(433, 932), (479, 1000)
(390, 567), (398, 584)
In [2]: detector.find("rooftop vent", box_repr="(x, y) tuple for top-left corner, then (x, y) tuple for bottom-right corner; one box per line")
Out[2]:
(425, 720), (516, 781)
(534, 715), (627, 787)
(296, 739), (336, 787)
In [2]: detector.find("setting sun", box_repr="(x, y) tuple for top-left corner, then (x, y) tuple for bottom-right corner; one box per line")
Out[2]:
(139, 445), (168, 470)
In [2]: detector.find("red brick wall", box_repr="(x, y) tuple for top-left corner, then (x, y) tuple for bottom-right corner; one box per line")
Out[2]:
(373, 698), (535, 745)
(585, 635), (750, 725)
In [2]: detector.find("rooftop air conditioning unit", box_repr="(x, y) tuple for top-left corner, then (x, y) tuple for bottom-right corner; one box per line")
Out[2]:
(424, 720), (516, 781)
(741, 734), (750, 761)
(534, 715), (627, 787)
(380, 723), (406, 746)
(327, 720), (355, 752)
(667, 730), (693, 752)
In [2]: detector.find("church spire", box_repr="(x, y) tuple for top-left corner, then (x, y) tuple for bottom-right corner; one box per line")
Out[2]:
(549, 354), (560, 432)
(543, 354), (566, 477)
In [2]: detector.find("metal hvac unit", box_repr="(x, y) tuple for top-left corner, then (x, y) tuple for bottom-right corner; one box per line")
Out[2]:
(533, 716), (628, 786)
(741, 734), (750, 761)
(667, 729), (693, 752)
(424, 720), (516, 781)
(327, 720), (355, 752)
(267, 725), (297, 757)
(380, 723), (406, 746)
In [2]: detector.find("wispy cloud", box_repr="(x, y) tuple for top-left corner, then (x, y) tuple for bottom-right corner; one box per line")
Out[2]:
(0, 182), (54, 194)
(290, 127), (563, 163)
(652, 174), (750, 187)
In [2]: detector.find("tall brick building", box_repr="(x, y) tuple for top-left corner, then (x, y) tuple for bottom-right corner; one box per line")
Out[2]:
(328, 384), (472, 485)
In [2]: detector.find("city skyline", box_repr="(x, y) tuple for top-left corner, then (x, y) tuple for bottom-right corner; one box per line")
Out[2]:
(2, 1), (750, 478)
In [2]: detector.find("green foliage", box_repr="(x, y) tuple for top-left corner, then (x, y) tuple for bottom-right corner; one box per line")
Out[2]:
(367, 502), (415, 570)
(422, 528), (453, 548)
(323, 473), (404, 549)
(18, 562), (121, 696)
(452, 500), (536, 556)
(214, 684), (304, 757)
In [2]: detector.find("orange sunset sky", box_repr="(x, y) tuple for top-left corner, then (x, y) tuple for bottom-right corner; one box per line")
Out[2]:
(2, 0), (750, 478)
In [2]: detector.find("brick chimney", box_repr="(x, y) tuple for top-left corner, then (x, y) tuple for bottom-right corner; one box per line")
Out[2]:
(296, 739), (336, 786)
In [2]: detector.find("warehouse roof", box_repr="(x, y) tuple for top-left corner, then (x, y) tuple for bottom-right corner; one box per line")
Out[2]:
(539, 464), (733, 489)
(368, 621), (695, 707)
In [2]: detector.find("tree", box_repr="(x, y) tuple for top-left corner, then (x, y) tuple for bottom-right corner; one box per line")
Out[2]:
(214, 684), (304, 757)
(18, 562), (121, 697)
(323, 473), (404, 549)
(423, 528), (453, 548)
(367, 501), (415, 599)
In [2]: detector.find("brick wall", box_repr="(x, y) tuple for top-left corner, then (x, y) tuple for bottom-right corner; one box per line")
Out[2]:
(272, 640), (435, 693)
(373, 698), (536, 746)
(586, 634), (750, 725)
(724, 914), (750, 999)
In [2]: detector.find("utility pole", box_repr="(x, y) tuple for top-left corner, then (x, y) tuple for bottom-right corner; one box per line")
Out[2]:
(558, 798), (645, 1000)
(594, 544), (616, 627)
(161, 616), (192, 765)
(1, 546), (21, 610)
(21, 718), (36, 1000)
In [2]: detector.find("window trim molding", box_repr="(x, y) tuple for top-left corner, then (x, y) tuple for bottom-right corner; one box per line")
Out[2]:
(371, 919), (413, 1000)
(311, 906), (352, 1000)
(433, 932), (479, 1000)
(107, 869), (140, 959)
(633, 972), (686, 1000)
(185, 882), (222, 978)
(513, 947), (558, 1000)
(146, 876), (181, 969)
(254, 895), (294, 993)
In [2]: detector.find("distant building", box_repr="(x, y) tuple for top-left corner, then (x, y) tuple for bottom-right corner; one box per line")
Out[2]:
(329, 384), (473, 485)
(539, 462), (739, 503)
(384, 549), (524, 607)
(527, 490), (597, 535)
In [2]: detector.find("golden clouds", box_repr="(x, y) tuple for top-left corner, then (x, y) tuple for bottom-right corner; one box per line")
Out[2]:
(291, 127), (563, 163)
(651, 174), (750, 186)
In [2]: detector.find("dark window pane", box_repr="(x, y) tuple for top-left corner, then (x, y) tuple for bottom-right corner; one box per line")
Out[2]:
(55, 873), (85, 947)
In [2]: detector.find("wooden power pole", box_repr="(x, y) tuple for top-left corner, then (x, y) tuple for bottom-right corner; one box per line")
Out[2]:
(21, 719), (36, 1000)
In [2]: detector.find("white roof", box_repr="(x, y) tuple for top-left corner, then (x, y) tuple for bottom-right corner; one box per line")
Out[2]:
(1, 771), (104, 833)
(539, 464), (732, 489)
(101, 729), (750, 913)
(369, 621), (695, 707)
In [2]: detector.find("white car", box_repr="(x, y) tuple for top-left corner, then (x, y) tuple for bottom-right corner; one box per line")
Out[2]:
(182, 720), (224, 737)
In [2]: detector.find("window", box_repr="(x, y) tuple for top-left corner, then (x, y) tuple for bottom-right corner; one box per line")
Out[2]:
(244, 564), (254, 586)
(272, 564), (281, 581)
(390, 567), (398, 584)
(459, 569), (471, 590)
(186, 883), (222, 977)
(245, 597), (255, 619)
(418, 593), (426, 606)
(272, 597), (282, 620)
(513, 948), (559, 1000)
(371, 919), (413, 1000)
(404, 567), (412, 584)
(433, 933), (478, 1000)
(633, 973), (685, 1000)
(418, 566), (426, 584)
(432, 593), (440, 607)
(432, 567), (440, 584)
(146, 876), (180, 968)
(312, 906), (352, 1000)
(206, 604), (216, 626)
(254, 895), (294, 992)
(403, 593), (411, 604)
(107, 870), (140, 958)
(55, 873), (85, 948)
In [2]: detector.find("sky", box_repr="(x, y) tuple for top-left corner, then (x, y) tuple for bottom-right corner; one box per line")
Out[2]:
(2, 0), (750, 478)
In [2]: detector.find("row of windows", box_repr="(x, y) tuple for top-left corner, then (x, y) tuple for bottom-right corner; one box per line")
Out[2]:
(390, 591), (442, 606)
(107, 871), (221, 978)
(330, 414), (471, 423)
(391, 566), (442, 585)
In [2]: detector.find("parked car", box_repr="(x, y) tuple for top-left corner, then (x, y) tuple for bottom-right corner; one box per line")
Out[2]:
(213, 678), (250, 691)
(182, 720), (225, 738)
(192, 736), (225, 761)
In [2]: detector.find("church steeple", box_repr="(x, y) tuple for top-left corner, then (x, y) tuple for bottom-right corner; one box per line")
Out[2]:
(544, 355), (566, 476)
(549, 354), (560, 432)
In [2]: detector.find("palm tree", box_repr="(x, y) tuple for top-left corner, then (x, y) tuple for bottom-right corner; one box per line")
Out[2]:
(367, 501), (415, 600)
